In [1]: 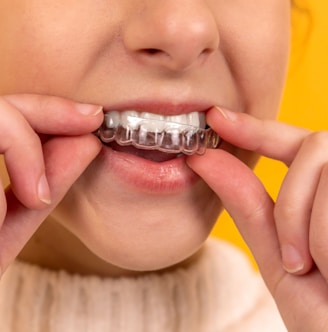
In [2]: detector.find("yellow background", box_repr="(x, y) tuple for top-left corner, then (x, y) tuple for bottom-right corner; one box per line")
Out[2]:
(212, 0), (328, 266)
(0, 1), (327, 266)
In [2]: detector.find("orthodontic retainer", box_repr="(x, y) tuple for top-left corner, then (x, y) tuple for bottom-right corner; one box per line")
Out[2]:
(97, 111), (220, 156)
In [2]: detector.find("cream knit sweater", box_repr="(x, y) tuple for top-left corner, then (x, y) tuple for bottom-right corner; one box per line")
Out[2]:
(0, 238), (286, 332)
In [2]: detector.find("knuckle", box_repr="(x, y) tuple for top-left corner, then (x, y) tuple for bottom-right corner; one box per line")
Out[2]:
(274, 200), (298, 224)
(242, 190), (271, 226)
(8, 119), (42, 154)
(38, 94), (55, 113)
(303, 131), (328, 149)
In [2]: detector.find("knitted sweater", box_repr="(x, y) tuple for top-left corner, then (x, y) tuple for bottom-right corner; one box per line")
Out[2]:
(0, 238), (286, 332)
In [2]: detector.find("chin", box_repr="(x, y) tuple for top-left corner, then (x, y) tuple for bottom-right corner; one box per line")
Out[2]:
(85, 196), (219, 271)
(55, 173), (221, 271)
(84, 220), (216, 272)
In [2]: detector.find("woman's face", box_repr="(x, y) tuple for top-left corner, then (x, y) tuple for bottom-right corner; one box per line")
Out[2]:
(0, 1), (290, 271)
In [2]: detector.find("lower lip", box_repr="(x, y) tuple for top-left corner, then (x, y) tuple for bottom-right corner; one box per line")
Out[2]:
(98, 145), (200, 194)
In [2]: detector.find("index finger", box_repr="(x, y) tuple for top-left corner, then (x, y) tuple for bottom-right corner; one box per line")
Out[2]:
(3, 94), (103, 135)
(207, 107), (310, 165)
(187, 149), (284, 291)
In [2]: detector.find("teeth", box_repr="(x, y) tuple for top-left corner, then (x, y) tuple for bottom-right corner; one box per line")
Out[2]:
(140, 112), (166, 132)
(97, 110), (220, 155)
(105, 110), (120, 128)
(121, 111), (141, 129)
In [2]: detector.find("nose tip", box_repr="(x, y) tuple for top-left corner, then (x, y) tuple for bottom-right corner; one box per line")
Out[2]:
(123, 3), (219, 71)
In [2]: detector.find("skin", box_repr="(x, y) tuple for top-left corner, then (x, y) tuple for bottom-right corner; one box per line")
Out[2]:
(0, 0), (327, 330)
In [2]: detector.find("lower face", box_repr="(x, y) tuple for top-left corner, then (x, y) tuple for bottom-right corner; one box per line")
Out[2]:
(0, 0), (290, 271)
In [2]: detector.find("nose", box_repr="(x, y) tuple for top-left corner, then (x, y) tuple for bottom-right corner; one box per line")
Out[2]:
(123, 1), (220, 71)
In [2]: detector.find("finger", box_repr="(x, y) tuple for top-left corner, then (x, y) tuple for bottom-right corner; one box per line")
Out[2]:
(207, 106), (310, 165)
(206, 107), (315, 275)
(187, 150), (284, 290)
(188, 149), (328, 332)
(0, 95), (103, 209)
(3, 94), (103, 135)
(275, 132), (328, 275)
(0, 134), (102, 275)
(0, 100), (50, 208)
(309, 162), (328, 281)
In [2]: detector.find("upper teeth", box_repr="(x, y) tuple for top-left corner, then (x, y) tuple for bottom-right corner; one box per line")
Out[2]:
(105, 110), (206, 133)
(97, 110), (220, 155)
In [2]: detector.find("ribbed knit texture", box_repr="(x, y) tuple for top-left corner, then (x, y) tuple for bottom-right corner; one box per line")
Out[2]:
(0, 239), (286, 332)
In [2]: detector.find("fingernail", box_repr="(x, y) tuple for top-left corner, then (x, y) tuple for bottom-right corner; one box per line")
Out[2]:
(38, 173), (52, 205)
(281, 245), (304, 274)
(76, 104), (103, 116)
(215, 106), (237, 122)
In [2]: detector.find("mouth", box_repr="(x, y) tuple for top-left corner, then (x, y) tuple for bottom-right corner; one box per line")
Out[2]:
(95, 110), (220, 161)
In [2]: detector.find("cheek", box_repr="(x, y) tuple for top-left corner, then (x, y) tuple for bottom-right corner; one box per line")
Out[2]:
(0, 17), (76, 93)
(0, 2), (119, 95)
(218, 2), (291, 118)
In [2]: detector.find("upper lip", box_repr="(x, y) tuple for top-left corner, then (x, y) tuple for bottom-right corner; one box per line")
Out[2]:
(102, 100), (213, 116)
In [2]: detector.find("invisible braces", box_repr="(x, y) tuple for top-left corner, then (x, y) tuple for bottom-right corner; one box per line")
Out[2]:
(96, 112), (220, 156)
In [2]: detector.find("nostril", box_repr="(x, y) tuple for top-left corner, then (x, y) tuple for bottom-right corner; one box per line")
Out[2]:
(144, 47), (214, 58)
(144, 48), (161, 55)
(138, 48), (173, 65)
(203, 47), (216, 55)
(138, 47), (165, 55)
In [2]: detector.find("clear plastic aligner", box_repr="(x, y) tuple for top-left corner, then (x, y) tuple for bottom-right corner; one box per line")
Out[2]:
(97, 111), (220, 156)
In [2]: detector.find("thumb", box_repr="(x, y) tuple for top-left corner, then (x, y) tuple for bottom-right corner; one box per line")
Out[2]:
(0, 134), (101, 275)
(206, 106), (309, 165)
(187, 149), (285, 291)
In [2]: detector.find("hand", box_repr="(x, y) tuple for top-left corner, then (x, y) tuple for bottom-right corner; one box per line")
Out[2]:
(187, 107), (328, 331)
(0, 94), (103, 276)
